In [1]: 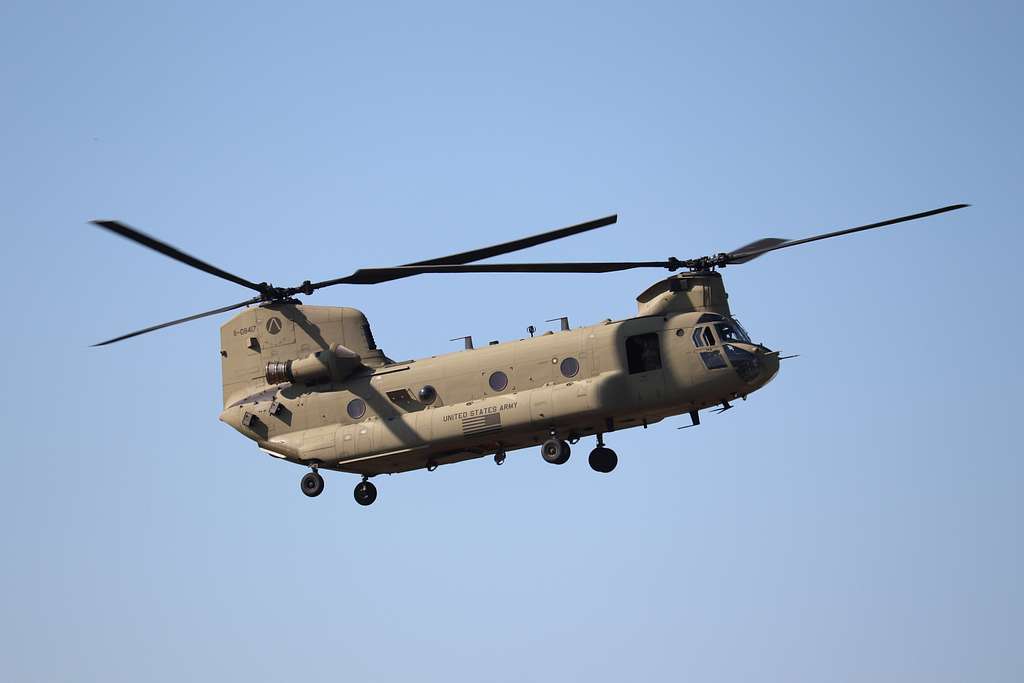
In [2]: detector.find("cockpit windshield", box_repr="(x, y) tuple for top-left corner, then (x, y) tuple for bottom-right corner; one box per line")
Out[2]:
(732, 319), (751, 342)
(715, 320), (751, 344)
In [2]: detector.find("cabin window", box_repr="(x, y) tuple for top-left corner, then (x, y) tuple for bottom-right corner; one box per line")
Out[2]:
(418, 385), (437, 404)
(626, 333), (662, 374)
(488, 371), (508, 392)
(700, 350), (728, 370)
(703, 326), (716, 346)
(347, 398), (366, 419)
(560, 357), (579, 378)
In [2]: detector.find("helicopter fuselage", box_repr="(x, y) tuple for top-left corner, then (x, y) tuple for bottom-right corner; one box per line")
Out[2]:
(219, 274), (779, 476)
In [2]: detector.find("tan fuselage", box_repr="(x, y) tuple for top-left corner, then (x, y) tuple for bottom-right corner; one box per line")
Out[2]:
(219, 275), (779, 476)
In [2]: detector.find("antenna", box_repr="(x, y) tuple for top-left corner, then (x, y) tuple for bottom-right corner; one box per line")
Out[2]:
(450, 335), (474, 350)
(546, 316), (570, 331)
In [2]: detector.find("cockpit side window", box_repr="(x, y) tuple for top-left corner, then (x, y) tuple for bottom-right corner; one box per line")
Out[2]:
(692, 327), (705, 348)
(702, 326), (716, 347)
(700, 350), (728, 370)
(626, 333), (662, 374)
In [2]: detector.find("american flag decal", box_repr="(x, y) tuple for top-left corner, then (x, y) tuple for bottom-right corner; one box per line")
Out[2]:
(462, 413), (502, 436)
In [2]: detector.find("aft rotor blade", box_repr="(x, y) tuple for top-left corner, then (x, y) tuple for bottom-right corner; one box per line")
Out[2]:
(725, 204), (969, 263)
(91, 297), (260, 346)
(331, 261), (677, 285)
(91, 220), (268, 294)
(405, 214), (618, 266)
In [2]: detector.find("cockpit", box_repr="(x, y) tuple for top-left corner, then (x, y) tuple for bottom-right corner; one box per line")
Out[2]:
(690, 314), (753, 347)
(714, 320), (751, 344)
(687, 313), (770, 384)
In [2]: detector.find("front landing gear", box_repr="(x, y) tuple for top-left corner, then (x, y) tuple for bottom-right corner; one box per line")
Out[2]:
(301, 470), (325, 497)
(354, 478), (378, 506)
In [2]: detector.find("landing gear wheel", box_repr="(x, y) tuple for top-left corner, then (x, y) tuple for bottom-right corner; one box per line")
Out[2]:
(541, 438), (571, 465)
(588, 447), (618, 473)
(301, 471), (325, 497)
(494, 451), (506, 466)
(353, 480), (377, 506)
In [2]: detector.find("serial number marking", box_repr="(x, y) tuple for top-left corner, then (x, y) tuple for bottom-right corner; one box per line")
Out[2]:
(233, 325), (257, 337)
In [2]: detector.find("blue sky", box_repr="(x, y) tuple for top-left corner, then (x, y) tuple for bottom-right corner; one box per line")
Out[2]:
(2, 1), (1021, 681)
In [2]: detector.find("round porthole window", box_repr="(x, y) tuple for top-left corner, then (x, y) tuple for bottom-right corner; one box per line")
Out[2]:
(560, 357), (580, 378)
(418, 385), (437, 404)
(347, 398), (366, 420)
(488, 371), (508, 392)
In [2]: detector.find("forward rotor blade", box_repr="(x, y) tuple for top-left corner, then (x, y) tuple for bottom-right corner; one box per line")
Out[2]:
(725, 238), (789, 264)
(405, 214), (618, 266)
(91, 220), (268, 294)
(91, 298), (259, 347)
(725, 204), (969, 263)
(308, 214), (619, 291)
(332, 261), (676, 285)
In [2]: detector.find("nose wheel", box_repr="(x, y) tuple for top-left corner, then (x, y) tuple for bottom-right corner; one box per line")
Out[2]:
(300, 470), (325, 497)
(354, 478), (378, 506)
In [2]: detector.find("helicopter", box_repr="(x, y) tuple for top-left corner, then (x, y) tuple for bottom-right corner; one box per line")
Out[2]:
(91, 203), (968, 505)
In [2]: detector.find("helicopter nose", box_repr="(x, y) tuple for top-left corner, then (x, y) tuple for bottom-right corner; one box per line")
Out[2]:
(725, 343), (780, 388)
(756, 348), (780, 387)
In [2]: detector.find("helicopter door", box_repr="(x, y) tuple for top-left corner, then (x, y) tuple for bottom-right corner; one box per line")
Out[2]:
(624, 331), (665, 404)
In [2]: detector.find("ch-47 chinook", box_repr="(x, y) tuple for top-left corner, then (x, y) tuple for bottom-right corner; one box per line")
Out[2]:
(91, 204), (967, 505)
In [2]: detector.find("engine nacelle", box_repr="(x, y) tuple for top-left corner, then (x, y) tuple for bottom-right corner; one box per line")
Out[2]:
(265, 344), (362, 386)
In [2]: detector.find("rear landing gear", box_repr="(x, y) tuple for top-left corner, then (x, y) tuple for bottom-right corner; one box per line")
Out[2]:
(588, 434), (617, 473)
(354, 478), (377, 506)
(541, 438), (571, 464)
(588, 447), (617, 473)
(301, 470), (325, 497)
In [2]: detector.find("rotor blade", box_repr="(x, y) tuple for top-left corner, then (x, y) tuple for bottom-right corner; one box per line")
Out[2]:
(330, 261), (676, 285)
(91, 297), (259, 347)
(725, 204), (969, 263)
(725, 238), (789, 264)
(405, 214), (618, 266)
(91, 220), (268, 294)
(307, 214), (619, 291)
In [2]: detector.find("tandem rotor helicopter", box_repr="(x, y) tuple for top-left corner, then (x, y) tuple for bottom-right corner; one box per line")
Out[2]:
(91, 203), (967, 505)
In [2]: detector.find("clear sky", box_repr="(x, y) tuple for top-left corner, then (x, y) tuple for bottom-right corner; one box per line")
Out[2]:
(2, 1), (1021, 681)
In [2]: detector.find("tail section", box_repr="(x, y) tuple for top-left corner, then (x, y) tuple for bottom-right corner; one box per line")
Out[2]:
(219, 304), (388, 407)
